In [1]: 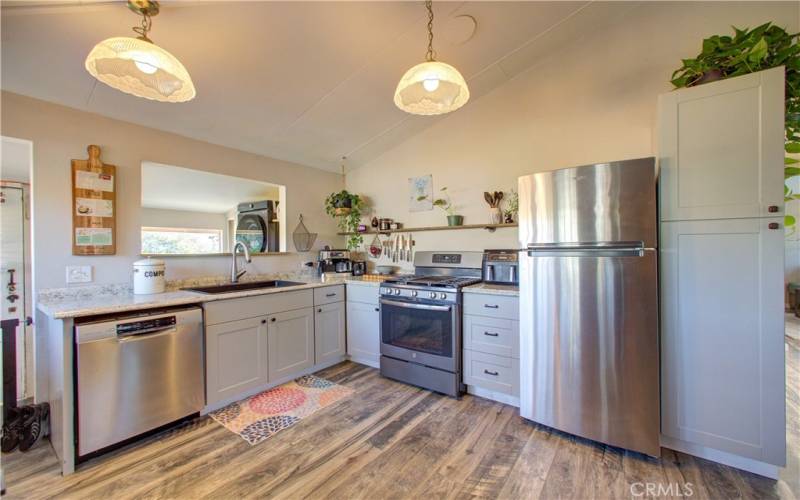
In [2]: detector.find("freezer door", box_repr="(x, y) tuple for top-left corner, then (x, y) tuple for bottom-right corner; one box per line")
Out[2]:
(518, 158), (657, 249)
(519, 248), (660, 456)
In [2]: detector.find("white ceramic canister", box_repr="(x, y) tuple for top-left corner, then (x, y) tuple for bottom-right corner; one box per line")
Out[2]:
(133, 258), (166, 294)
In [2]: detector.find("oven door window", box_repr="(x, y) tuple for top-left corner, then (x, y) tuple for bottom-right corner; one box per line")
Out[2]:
(381, 300), (453, 357)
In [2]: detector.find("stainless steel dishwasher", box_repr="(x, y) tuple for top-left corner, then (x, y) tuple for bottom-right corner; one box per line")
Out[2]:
(75, 306), (204, 457)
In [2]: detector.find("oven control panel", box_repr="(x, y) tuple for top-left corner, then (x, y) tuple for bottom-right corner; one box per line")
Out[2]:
(379, 286), (458, 304)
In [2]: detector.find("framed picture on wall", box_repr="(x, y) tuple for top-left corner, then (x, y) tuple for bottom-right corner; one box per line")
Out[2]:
(408, 174), (433, 212)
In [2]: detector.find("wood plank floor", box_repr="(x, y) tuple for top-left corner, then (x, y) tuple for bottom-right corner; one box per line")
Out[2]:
(3, 339), (798, 500)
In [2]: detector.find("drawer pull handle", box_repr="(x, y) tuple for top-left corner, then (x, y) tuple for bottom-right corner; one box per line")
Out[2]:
(326, 293), (337, 297)
(484, 369), (499, 376)
(484, 304), (499, 309)
(484, 331), (499, 337)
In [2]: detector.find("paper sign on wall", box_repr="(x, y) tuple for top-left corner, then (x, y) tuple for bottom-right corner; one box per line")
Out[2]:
(75, 227), (113, 246)
(75, 197), (113, 218)
(75, 170), (114, 192)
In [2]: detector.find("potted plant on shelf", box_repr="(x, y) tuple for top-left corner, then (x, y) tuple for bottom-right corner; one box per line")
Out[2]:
(670, 22), (800, 230)
(324, 190), (366, 250)
(503, 189), (519, 223)
(427, 187), (463, 226)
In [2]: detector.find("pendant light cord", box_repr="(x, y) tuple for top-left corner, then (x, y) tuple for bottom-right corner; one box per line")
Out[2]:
(132, 12), (153, 42)
(425, 0), (436, 62)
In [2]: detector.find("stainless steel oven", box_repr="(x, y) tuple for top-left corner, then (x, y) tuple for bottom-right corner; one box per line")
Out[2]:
(378, 251), (483, 397)
(380, 296), (459, 373)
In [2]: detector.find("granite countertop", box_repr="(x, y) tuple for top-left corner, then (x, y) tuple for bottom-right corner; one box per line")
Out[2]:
(38, 277), (349, 320)
(463, 282), (519, 296)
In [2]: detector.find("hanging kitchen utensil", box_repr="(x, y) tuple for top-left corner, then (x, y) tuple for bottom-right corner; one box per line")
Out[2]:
(368, 233), (382, 259)
(292, 214), (317, 252)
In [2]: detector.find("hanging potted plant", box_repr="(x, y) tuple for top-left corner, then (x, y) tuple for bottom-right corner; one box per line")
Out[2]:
(324, 190), (366, 249)
(670, 22), (800, 229)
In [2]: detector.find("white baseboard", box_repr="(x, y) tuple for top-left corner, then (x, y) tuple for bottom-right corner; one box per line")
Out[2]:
(467, 385), (520, 407)
(202, 356), (347, 414)
(660, 435), (780, 479)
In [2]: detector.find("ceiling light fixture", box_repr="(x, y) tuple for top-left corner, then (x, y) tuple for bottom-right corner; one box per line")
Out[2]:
(394, 0), (469, 116)
(85, 0), (195, 103)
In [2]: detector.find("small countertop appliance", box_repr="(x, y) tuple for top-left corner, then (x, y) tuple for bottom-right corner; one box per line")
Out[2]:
(318, 248), (352, 275)
(482, 250), (518, 285)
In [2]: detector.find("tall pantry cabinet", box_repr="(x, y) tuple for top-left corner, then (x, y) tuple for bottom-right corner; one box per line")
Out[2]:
(658, 67), (786, 474)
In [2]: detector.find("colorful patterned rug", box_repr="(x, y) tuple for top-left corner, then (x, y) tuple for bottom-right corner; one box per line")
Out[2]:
(209, 375), (354, 445)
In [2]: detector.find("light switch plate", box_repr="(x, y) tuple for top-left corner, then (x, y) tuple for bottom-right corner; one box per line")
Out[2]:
(66, 265), (93, 284)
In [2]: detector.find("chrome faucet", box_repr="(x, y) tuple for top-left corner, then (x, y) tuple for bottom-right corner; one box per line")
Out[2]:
(231, 241), (251, 283)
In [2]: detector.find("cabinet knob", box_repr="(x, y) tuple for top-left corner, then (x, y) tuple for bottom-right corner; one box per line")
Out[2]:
(768, 205), (780, 213)
(374, 307), (380, 312)
(261, 319), (267, 324)
(769, 222), (780, 230)
(318, 308), (322, 313)
(270, 317), (276, 322)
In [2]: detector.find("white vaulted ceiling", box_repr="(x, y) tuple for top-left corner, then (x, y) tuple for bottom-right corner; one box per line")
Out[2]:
(1, 1), (632, 172)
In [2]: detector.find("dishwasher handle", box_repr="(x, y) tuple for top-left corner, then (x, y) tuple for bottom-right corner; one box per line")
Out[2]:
(117, 326), (177, 342)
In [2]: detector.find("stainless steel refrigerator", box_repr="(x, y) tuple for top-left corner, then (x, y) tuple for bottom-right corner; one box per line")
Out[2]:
(517, 157), (660, 456)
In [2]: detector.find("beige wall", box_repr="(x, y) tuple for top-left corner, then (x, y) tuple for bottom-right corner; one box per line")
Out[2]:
(346, 1), (799, 270)
(1, 92), (344, 290)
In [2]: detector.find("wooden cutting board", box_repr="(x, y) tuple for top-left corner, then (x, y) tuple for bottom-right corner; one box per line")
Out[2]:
(71, 145), (116, 255)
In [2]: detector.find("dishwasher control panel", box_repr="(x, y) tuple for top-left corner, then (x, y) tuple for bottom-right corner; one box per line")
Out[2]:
(117, 315), (175, 336)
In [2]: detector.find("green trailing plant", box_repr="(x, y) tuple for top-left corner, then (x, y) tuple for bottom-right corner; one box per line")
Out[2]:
(324, 190), (365, 250)
(670, 22), (800, 229)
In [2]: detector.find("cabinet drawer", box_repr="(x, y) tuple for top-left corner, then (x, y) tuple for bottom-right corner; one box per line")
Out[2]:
(463, 293), (519, 320)
(204, 289), (313, 326)
(314, 285), (345, 305)
(464, 315), (519, 358)
(346, 284), (380, 305)
(463, 350), (519, 396)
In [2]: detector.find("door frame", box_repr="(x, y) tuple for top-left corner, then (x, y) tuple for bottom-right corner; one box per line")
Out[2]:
(1, 135), (35, 402)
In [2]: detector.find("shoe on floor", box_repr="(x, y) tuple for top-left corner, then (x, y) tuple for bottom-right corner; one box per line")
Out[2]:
(19, 403), (49, 452)
(2, 407), (33, 453)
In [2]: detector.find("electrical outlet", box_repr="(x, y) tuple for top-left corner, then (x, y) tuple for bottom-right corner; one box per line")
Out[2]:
(66, 265), (93, 284)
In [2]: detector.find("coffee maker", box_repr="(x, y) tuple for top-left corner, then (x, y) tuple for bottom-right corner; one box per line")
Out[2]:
(318, 248), (352, 275)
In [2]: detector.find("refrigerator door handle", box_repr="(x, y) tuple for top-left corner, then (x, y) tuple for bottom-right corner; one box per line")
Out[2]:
(526, 241), (644, 251)
(526, 247), (647, 258)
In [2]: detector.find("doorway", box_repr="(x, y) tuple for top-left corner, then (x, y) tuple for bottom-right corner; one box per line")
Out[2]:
(1, 136), (34, 405)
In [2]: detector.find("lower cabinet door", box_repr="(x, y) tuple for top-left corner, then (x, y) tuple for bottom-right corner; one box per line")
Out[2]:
(315, 301), (346, 365)
(206, 316), (269, 406)
(346, 300), (380, 366)
(267, 307), (315, 382)
(660, 218), (785, 465)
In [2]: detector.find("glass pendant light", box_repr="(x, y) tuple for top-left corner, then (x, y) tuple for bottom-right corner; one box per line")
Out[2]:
(85, 0), (195, 103)
(394, 0), (469, 116)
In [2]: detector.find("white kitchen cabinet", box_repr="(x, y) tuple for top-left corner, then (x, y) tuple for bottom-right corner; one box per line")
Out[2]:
(462, 291), (520, 406)
(267, 307), (315, 382)
(658, 67), (784, 221)
(206, 316), (269, 406)
(346, 299), (380, 368)
(345, 283), (381, 368)
(660, 218), (785, 467)
(315, 301), (346, 366)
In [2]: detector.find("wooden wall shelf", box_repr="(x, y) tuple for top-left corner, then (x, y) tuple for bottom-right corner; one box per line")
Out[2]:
(338, 222), (518, 236)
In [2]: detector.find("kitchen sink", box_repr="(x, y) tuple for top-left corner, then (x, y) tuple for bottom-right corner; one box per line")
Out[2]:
(184, 280), (306, 294)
